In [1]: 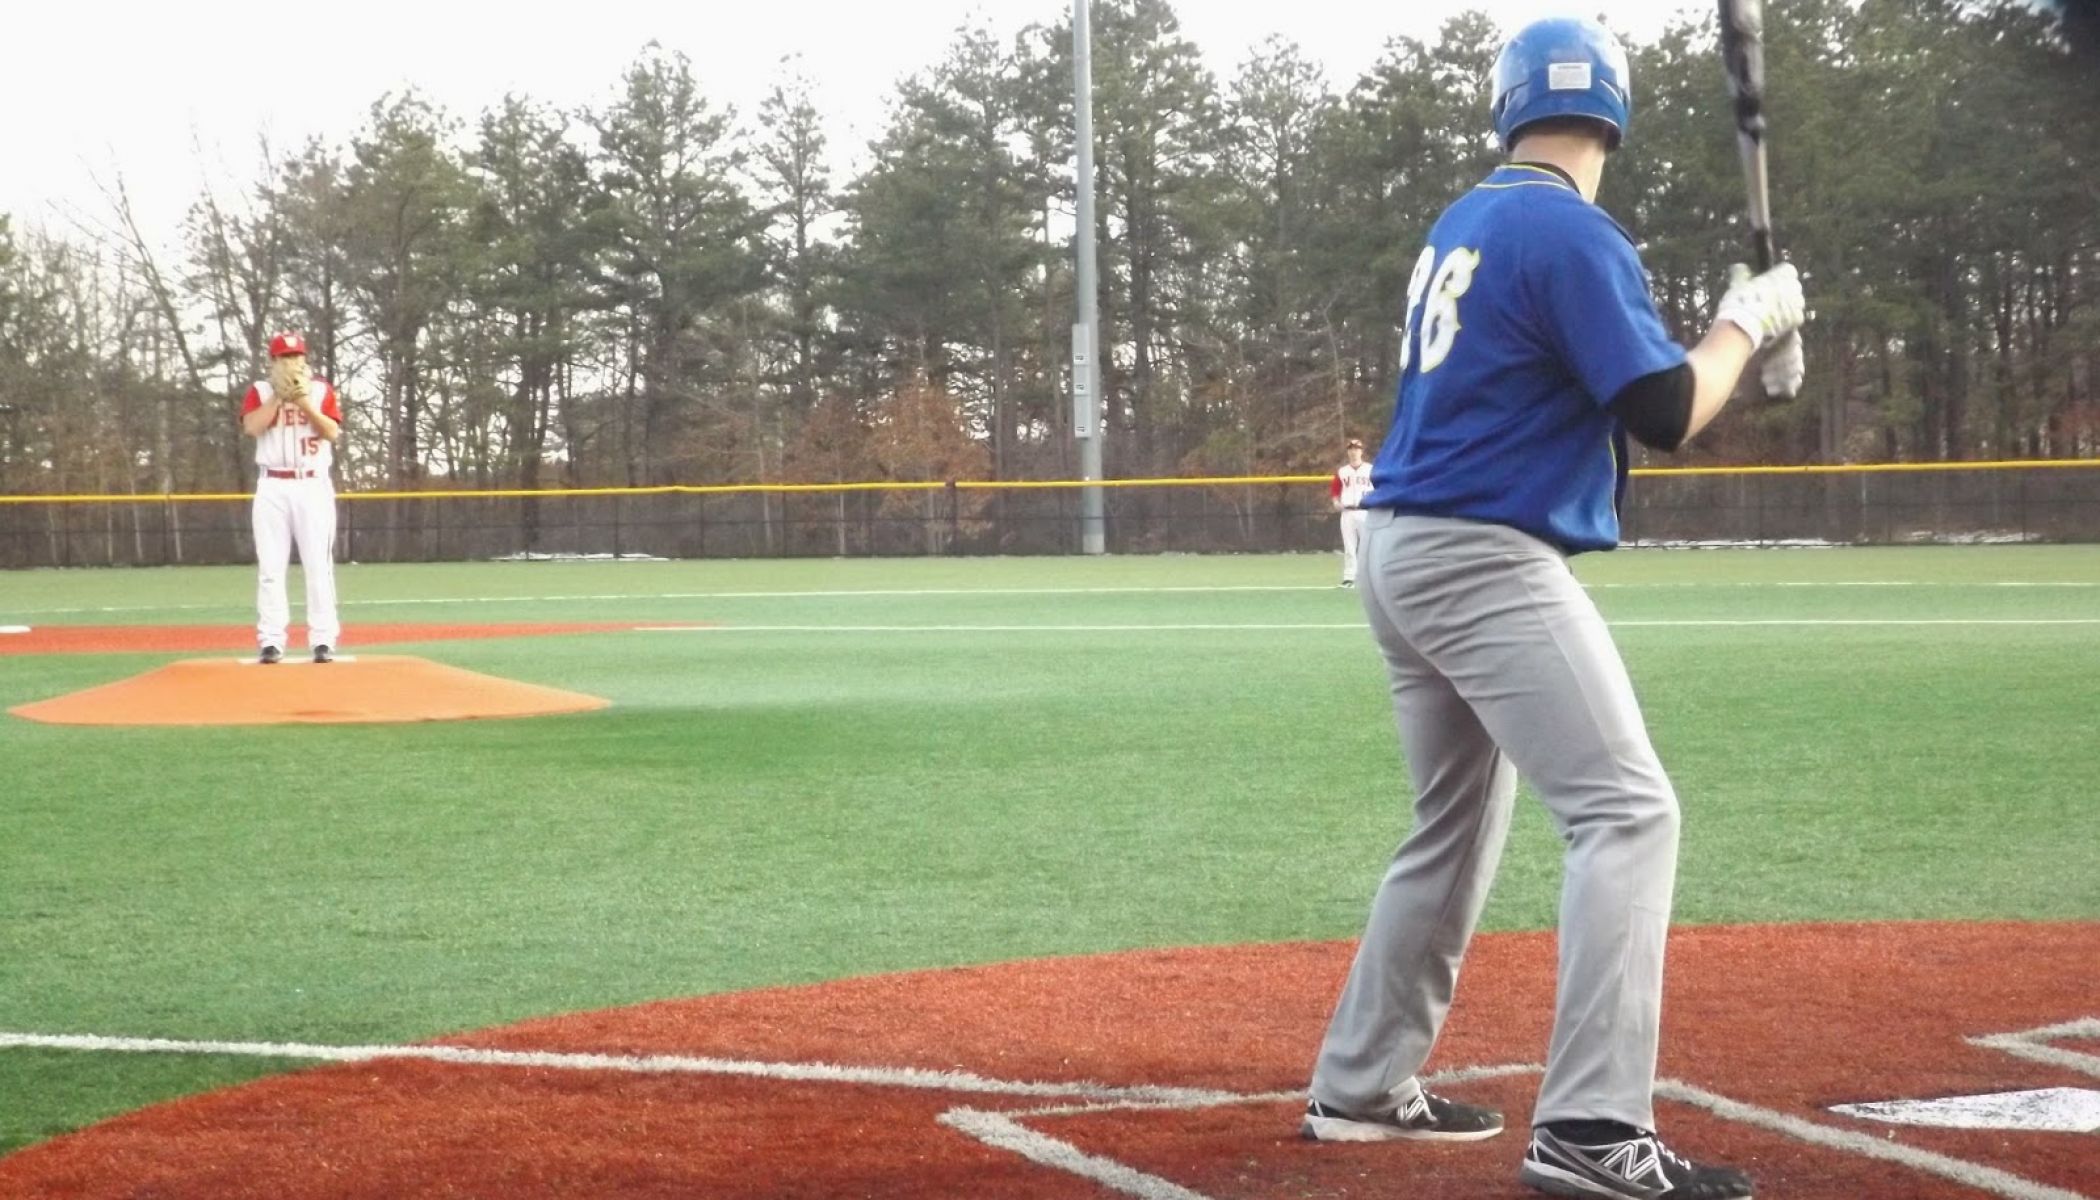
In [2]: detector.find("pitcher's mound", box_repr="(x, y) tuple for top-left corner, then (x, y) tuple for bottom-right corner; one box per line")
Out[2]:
(10, 655), (610, 726)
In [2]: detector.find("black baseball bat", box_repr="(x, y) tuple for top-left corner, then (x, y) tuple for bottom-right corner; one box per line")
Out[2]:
(1718, 0), (1776, 270)
(1718, 0), (1799, 397)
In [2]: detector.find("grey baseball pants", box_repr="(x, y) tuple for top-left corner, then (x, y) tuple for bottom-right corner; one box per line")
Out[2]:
(1308, 510), (1679, 1131)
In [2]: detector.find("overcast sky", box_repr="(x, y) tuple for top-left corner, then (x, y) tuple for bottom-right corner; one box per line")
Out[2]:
(2, 0), (1700, 252)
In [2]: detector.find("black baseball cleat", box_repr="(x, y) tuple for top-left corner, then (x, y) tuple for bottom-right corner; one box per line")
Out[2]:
(1520, 1124), (1753, 1199)
(312, 645), (335, 664)
(1300, 1092), (1504, 1142)
(258, 646), (284, 665)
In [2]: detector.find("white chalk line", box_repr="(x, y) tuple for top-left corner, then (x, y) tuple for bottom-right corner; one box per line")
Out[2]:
(637, 623), (1364, 633)
(8, 585), (1320, 616)
(939, 1109), (1216, 1200)
(1656, 1078), (2090, 1200)
(1001, 1061), (1543, 1121)
(1608, 618), (2100, 627)
(1971, 1017), (2100, 1081)
(10, 615), (2099, 634)
(3, 1032), (2085, 1200)
(0, 1031), (1235, 1106)
(10, 578), (2097, 617)
(633, 619), (2100, 633)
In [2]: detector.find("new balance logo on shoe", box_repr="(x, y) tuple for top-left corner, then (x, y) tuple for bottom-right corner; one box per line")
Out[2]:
(1519, 1125), (1752, 1199)
(1300, 1091), (1505, 1143)
(1590, 1138), (1670, 1188)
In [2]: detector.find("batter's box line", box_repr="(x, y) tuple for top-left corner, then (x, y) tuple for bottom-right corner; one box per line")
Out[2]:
(941, 1066), (2091, 1200)
(1969, 1017), (2100, 1080)
(938, 1063), (1546, 1200)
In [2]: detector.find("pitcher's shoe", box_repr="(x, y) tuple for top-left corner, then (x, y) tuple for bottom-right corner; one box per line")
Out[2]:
(258, 646), (283, 665)
(312, 645), (335, 664)
(1300, 1092), (1504, 1142)
(1520, 1124), (1752, 1199)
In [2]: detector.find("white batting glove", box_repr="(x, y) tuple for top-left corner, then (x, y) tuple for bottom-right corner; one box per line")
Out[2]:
(1760, 332), (1806, 399)
(1716, 261), (1806, 352)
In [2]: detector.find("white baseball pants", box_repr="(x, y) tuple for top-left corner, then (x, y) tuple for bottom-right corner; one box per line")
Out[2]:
(253, 476), (340, 650)
(1339, 508), (1368, 583)
(1310, 510), (1679, 1132)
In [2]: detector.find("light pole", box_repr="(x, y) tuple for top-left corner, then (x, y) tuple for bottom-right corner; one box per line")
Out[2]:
(1073, 0), (1106, 554)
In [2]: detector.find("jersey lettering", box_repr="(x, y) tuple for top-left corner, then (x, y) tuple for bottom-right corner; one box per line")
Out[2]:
(1402, 246), (1482, 375)
(244, 379), (340, 475)
(1398, 246), (1437, 373)
(1418, 248), (1481, 373)
(1333, 463), (1374, 508)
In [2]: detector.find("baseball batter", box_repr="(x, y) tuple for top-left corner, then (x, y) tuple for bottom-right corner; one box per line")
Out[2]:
(1296, 19), (1805, 1200)
(241, 332), (343, 664)
(1330, 438), (1373, 587)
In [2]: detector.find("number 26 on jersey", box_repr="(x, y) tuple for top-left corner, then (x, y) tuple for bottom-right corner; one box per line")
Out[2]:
(1399, 246), (1481, 374)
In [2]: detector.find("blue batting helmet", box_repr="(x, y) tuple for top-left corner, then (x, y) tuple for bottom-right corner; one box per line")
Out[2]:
(1490, 17), (1632, 152)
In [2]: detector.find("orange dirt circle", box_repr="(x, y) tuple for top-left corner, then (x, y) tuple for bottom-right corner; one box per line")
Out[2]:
(0, 922), (2093, 1199)
(8, 655), (609, 726)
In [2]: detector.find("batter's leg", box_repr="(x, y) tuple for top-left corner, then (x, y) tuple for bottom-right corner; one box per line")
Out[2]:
(1310, 513), (1520, 1114)
(291, 484), (341, 650)
(252, 483), (293, 651)
(1413, 534), (1678, 1133)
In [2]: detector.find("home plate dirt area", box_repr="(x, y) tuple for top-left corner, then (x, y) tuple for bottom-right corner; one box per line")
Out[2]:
(0, 922), (2092, 1199)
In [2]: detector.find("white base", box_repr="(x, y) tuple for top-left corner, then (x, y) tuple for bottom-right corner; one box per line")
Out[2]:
(1833, 1087), (2100, 1133)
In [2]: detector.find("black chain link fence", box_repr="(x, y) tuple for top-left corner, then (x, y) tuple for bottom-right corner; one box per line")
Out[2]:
(3, 469), (2095, 568)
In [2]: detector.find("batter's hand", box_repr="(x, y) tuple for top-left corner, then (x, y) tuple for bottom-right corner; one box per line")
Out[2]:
(1715, 262), (1805, 353)
(1759, 333), (1806, 399)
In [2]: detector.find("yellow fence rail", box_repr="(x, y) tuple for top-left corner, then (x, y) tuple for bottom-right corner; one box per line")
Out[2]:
(4, 458), (2097, 506)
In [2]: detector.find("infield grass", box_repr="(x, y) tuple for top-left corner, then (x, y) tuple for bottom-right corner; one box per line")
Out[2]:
(2, 545), (2097, 1153)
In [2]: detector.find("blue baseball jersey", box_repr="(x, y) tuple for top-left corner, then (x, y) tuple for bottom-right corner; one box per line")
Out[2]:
(1363, 164), (1687, 552)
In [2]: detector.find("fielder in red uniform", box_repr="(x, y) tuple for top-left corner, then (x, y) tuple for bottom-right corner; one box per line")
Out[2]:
(240, 332), (343, 664)
(1330, 438), (1374, 587)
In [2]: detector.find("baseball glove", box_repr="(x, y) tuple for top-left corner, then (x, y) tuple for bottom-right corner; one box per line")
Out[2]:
(269, 355), (312, 407)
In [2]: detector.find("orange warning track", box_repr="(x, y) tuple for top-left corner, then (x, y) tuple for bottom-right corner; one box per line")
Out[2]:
(0, 922), (2093, 1199)
(8, 655), (609, 725)
(0, 622), (634, 655)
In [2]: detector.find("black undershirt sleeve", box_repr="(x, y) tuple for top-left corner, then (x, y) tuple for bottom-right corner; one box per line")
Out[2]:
(1609, 363), (1695, 452)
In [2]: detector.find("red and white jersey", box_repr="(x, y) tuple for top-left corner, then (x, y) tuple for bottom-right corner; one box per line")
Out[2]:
(242, 378), (341, 474)
(1332, 462), (1374, 509)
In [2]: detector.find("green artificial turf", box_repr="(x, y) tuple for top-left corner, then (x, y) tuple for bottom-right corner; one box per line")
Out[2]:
(2, 546), (2097, 1154)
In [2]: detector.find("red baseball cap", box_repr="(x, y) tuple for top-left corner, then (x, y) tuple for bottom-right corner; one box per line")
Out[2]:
(268, 332), (308, 358)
